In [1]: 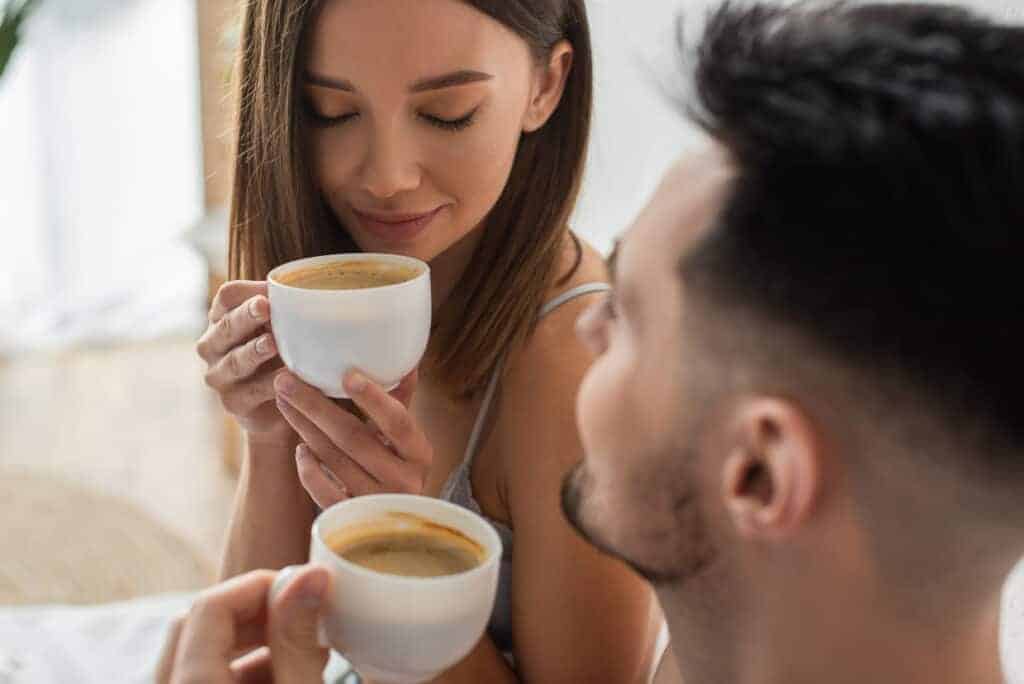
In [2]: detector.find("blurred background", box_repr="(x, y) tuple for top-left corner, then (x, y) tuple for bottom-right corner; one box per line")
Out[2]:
(0, 0), (703, 610)
(0, 0), (1021, 681)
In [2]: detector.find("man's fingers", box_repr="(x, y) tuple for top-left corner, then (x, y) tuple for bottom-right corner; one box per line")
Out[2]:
(177, 571), (276, 663)
(155, 613), (187, 684)
(231, 647), (274, 684)
(268, 565), (332, 684)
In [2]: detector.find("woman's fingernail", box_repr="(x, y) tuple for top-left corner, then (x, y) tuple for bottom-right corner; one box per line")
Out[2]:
(249, 297), (266, 319)
(256, 334), (274, 355)
(276, 397), (291, 413)
(276, 373), (295, 396)
(346, 371), (368, 394)
(295, 443), (307, 459)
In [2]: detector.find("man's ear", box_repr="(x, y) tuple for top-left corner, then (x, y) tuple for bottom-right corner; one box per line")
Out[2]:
(522, 40), (574, 133)
(721, 398), (823, 541)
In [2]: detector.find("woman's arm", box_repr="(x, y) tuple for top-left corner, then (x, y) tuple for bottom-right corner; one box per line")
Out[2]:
(424, 633), (518, 684)
(220, 436), (315, 579)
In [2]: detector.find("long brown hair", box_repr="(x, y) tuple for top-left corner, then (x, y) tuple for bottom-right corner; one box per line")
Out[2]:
(229, 0), (593, 398)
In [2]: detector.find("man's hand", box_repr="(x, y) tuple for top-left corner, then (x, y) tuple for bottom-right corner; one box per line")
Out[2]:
(156, 565), (331, 684)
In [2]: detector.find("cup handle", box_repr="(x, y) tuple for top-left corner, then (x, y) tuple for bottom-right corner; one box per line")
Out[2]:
(268, 565), (332, 650)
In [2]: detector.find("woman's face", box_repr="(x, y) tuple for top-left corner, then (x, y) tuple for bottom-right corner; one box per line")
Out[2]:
(303, 0), (563, 262)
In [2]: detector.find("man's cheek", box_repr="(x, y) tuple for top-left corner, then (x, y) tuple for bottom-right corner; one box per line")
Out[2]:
(576, 365), (609, 449)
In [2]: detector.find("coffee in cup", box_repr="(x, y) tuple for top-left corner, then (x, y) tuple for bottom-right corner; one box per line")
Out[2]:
(325, 512), (485, 578)
(276, 260), (421, 291)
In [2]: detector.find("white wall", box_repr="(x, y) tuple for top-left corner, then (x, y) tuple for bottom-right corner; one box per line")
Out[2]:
(0, 0), (206, 353)
(574, 0), (695, 254)
(575, 0), (1024, 254)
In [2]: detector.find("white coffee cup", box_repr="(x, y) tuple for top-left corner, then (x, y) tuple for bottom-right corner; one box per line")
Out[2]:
(272, 494), (503, 684)
(267, 253), (431, 399)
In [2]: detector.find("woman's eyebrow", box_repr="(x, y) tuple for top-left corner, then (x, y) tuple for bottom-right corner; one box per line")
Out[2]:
(302, 69), (494, 94)
(303, 71), (355, 92)
(408, 70), (493, 93)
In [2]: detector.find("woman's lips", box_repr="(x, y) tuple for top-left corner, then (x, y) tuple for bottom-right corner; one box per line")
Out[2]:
(352, 206), (446, 244)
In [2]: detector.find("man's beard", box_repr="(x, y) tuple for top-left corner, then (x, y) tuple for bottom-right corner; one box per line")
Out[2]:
(560, 460), (716, 587)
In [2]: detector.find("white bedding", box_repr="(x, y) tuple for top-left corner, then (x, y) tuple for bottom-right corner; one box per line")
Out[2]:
(0, 560), (1021, 684)
(0, 592), (352, 684)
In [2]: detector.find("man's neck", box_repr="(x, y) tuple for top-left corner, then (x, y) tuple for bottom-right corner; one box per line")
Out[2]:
(659, 587), (1005, 684)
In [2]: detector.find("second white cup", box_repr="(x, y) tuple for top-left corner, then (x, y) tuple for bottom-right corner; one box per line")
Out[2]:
(273, 494), (503, 684)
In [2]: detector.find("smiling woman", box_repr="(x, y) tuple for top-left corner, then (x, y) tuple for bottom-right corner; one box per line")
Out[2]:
(204, 0), (662, 682)
(230, 0), (593, 399)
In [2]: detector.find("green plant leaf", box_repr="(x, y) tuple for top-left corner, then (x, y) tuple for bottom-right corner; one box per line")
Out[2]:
(0, 0), (42, 82)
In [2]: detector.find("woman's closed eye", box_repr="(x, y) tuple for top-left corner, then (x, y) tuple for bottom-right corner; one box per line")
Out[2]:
(302, 104), (479, 132)
(303, 100), (359, 127)
(419, 107), (480, 132)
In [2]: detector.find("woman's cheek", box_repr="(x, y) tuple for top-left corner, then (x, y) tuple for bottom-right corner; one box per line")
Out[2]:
(311, 133), (359, 193)
(433, 129), (520, 222)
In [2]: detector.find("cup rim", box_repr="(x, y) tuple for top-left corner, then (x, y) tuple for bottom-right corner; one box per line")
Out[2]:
(267, 253), (430, 295)
(312, 494), (503, 587)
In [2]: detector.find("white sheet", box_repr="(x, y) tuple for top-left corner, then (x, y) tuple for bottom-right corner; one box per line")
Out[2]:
(0, 592), (353, 683)
(0, 560), (1021, 684)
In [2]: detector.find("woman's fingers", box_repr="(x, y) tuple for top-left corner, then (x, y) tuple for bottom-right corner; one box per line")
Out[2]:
(274, 395), (381, 496)
(388, 370), (418, 409)
(208, 281), (268, 324)
(219, 367), (284, 418)
(295, 444), (352, 509)
(275, 375), (407, 477)
(205, 333), (278, 391)
(345, 371), (430, 466)
(197, 295), (270, 363)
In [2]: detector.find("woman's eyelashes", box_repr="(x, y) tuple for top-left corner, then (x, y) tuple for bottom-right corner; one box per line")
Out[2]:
(419, 107), (479, 132)
(306, 109), (359, 127)
(303, 100), (480, 132)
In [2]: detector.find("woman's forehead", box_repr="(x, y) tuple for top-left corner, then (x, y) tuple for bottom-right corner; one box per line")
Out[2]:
(307, 0), (528, 78)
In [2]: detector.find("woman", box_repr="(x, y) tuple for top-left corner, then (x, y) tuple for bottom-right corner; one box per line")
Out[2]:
(196, 0), (661, 681)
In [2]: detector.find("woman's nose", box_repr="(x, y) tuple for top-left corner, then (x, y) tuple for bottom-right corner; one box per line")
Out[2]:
(359, 124), (421, 200)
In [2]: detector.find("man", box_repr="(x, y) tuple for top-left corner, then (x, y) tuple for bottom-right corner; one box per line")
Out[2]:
(163, 2), (1024, 682)
(564, 2), (1024, 684)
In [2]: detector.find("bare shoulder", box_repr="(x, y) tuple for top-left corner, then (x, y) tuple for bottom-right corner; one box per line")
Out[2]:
(517, 235), (609, 374)
(494, 235), (609, 499)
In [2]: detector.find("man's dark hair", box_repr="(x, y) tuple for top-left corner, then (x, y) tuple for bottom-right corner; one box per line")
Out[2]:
(685, 2), (1024, 469)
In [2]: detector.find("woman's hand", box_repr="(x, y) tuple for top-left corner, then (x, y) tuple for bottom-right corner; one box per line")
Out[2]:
(197, 281), (295, 448)
(274, 369), (433, 508)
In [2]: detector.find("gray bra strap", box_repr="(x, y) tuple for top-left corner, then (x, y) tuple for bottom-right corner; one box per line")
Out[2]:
(460, 352), (507, 472)
(539, 283), (613, 320)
